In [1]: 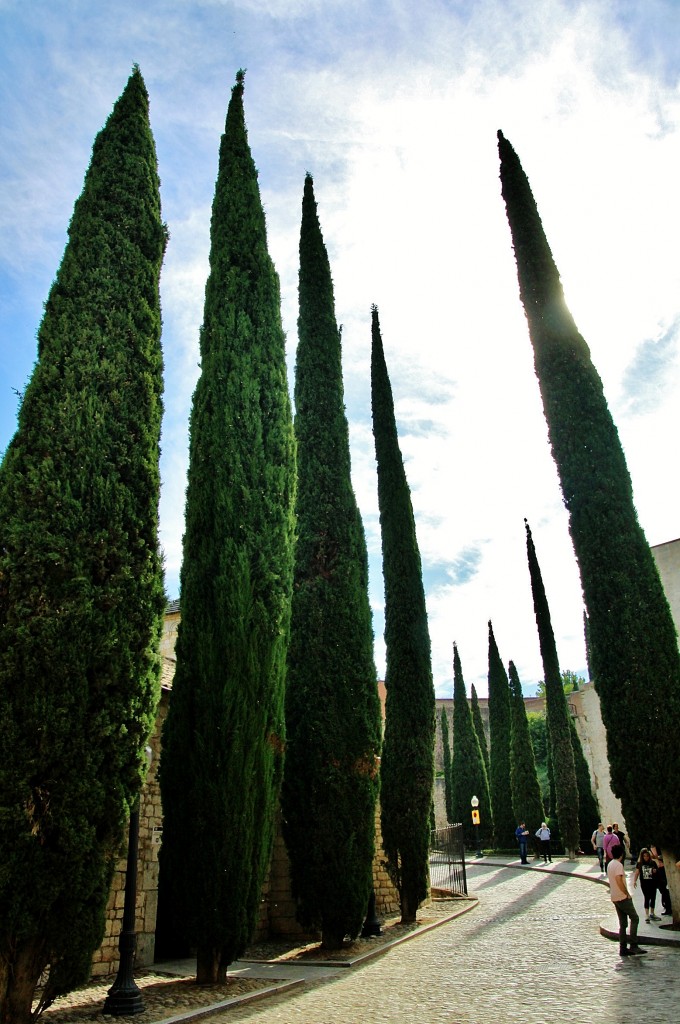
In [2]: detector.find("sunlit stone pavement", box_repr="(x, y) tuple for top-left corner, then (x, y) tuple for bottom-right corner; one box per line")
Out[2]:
(212, 861), (679, 1024)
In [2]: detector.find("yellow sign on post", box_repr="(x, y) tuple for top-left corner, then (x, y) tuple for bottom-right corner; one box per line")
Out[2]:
(471, 809), (480, 825)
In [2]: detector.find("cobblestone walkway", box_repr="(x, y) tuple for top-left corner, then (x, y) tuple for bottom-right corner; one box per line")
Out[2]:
(208, 863), (679, 1024)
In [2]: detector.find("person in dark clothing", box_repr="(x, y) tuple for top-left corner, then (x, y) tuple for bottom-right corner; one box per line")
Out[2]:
(651, 845), (672, 915)
(633, 849), (659, 922)
(515, 822), (530, 864)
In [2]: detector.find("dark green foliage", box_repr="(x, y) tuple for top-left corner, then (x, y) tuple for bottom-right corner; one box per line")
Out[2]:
(281, 175), (381, 949)
(0, 67), (165, 1018)
(527, 712), (549, 805)
(524, 521), (580, 854)
(508, 662), (545, 834)
(486, 622), (515, 848)
(470, 683), (489, 774)
(158, 72), (296, 981)
(440, 708), (453, 824)
(451, 646), (493, 847)
(498, 129), (680, 856)
(569, 716), (600, 849)
(371, 306), (435, 922)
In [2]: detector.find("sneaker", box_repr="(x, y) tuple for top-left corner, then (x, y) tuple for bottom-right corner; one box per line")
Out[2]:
(627, 946), (647, 955)
(645, 916), (650, 923)
(650, 914), (661, 921)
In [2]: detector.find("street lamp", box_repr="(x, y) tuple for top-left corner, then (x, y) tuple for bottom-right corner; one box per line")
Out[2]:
(103, 746), (153, 1016)
(470, 795), (482, 859)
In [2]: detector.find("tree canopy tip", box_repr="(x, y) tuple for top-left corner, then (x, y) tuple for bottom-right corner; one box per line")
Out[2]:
(233, 68), (247, 97)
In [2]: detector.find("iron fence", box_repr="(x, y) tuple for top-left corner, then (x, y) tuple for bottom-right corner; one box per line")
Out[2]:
(429, 823), (467, 896)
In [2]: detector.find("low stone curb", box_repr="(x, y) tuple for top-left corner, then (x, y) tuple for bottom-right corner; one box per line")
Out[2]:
(152, 979), (305, 1024)
(239, 897), (479, 971)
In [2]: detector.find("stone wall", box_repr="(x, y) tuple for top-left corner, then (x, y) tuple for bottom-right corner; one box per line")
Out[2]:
(91, 690), (166, 976)
(570, 683), (624, 833)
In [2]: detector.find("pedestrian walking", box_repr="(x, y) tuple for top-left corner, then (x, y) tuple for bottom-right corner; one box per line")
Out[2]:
(612, 822), (628, 861)
(632, 848), (660, 922)
(515, 822), (530, 864)
(602, 826), (618, 865)
(591, 823), (606, 872)
(651, 845), (672, 916)
(535, 822), (552, 863)
(607, 843), (646, 956)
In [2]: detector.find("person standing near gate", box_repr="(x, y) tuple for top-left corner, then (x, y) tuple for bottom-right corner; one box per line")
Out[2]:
(607, 843), (646, 956)
(515, 822), (530, 864)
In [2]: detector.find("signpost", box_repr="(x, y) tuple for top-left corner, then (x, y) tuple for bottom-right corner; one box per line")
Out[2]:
(470, 795), (482, 858)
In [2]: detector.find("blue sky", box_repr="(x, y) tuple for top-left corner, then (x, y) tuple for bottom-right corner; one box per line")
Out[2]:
(2, 0), (680, 696)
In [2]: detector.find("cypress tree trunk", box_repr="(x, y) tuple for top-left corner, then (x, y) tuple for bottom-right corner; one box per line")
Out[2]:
(508, 662), (545, 839)
(451, 645), (493, 849)
(0, 67), (166, 1023)
(498, 130), (680, 900)
(470, 683), (489, 775)
(281, 175), (381, 949)
(440, 708), (454, 824)
(525, 521), (580, 856)
(371, 306), (435, 923)
(158, 72), (295, 981)
(487, 622), (515, 849)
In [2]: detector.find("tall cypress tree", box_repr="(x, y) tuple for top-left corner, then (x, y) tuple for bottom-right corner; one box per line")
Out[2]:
(470, 682), (489, 774)
(440, 707), (453, 824)
(486, 622), (515, 849)
(158, 72), (296, 983)
(498, 130), (680, 894)
(524, 521), (580, 856)
(370, 306), (435, 922)
(508, 662), (545, 836)
(0, 68), (166, 1021)
(451, 645), (493, 848)
(281, 175), (381, 949)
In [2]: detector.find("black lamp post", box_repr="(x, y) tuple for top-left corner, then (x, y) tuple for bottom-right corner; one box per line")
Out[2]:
(103, 747), (152, 1016)
(361, 889), (382, 937)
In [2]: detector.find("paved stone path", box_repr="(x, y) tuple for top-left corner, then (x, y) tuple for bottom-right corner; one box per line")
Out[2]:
(210, 863), (679, 1024)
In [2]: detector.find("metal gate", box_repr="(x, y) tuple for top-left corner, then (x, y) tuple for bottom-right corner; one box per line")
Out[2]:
(430, 823), (467, 896)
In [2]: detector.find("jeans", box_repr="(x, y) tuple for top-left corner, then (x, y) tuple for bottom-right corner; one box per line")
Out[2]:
(614, 897), (639, 950)
(596, 847), (605, 871)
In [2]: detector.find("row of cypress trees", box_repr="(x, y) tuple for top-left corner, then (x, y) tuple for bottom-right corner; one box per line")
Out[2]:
(4, 65), (677, 1020)
(440, 546), (598, 853)
(0, 67), (439, 1017)
(498, 130), (680, 913)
